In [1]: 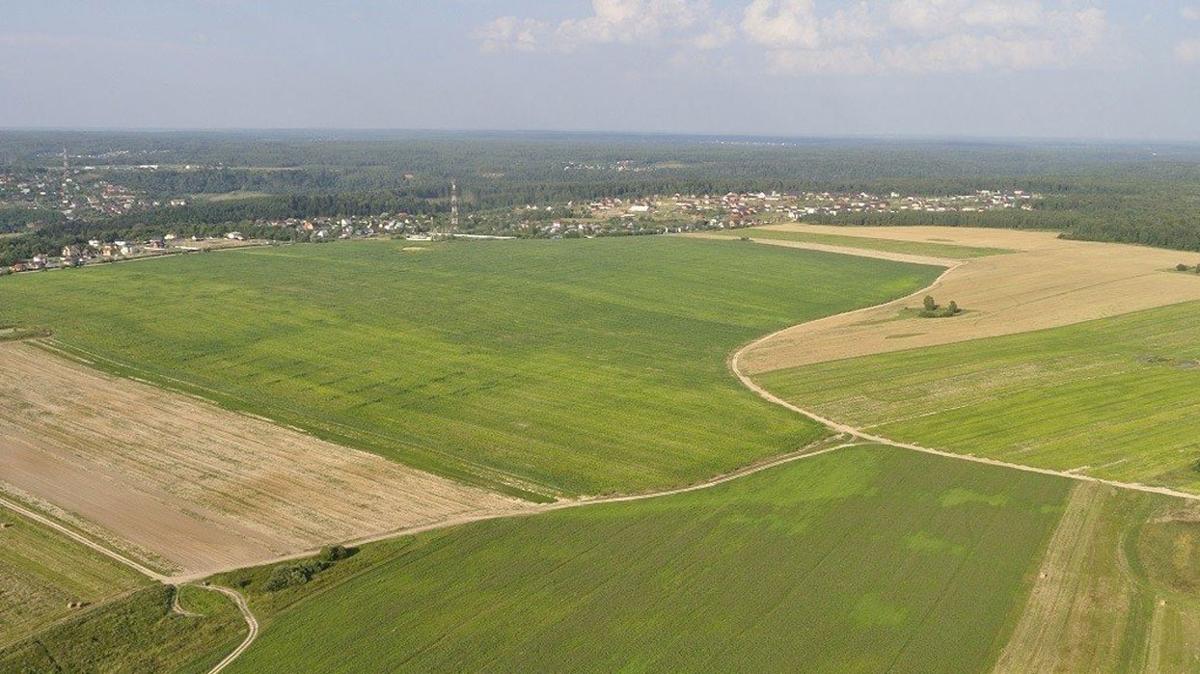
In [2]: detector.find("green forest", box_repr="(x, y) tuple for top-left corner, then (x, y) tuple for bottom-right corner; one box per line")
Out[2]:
(2, 130), (1199, 262)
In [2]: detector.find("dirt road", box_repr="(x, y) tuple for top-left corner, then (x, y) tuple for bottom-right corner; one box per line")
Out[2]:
(200, 585), (258, 674)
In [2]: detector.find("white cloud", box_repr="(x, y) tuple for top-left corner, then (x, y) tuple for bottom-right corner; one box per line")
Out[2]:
(477, 0), (1109, 75)
(475, 0), (721, 53)
(692, 20), (737, 50)
(1183, 6), (1200, 21)
(1177, 39), (1200, 63)
(474, 16), (547, 53)
(741, 0), (820, 49)
(766, 1), (1108, 75)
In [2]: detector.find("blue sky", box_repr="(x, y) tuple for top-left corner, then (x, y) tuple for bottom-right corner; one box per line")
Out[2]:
(2, 1), (1199, 140)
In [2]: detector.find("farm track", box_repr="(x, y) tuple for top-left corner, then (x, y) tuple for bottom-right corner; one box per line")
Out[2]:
(0, 439), (860, 672)
(727, 240), (1200, 504)
(9, 230), (1200, 670)
(0, 494), (169, 582)
(199, 584), (258, 674)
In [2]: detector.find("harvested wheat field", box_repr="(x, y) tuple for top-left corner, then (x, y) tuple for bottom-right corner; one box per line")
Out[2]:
(736, 225), (1200, 373)
(0, 342), (526, 578)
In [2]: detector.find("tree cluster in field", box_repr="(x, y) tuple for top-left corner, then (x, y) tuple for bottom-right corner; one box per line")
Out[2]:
(263, 545), (355, 592)
(920, 295), (962, 318)
(1175, 263), (1200, 274)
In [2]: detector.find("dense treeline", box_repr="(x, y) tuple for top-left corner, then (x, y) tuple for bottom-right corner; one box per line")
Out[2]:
(105, 191), (439, 229)
(0, 206), (64, 232)
(0, 219), (308, 266)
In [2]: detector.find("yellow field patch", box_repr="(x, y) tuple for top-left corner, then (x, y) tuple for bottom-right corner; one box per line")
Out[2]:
(738, 226), (1200, 373)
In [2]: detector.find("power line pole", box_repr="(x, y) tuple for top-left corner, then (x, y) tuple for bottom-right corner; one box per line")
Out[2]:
(450, 179), (460, 231)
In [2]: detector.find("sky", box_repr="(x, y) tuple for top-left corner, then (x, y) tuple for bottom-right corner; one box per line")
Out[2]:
(2, 0), (1199, 141)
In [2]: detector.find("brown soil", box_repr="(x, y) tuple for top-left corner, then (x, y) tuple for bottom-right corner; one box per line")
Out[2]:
(0, 342), (526, 577)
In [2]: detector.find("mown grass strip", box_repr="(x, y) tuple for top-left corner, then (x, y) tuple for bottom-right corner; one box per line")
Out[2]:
(709, 227), (1013, 258)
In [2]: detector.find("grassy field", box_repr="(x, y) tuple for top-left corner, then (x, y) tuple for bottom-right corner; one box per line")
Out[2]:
(0, 237), (940, 499)
(0, 584), (245, 674)
(216, 445), (1068, 673)
(0, 508), (146, 645)
(757, 301), (1200, 493)
(997, 483), (1200, 672)
(708, 227), (1012, 258)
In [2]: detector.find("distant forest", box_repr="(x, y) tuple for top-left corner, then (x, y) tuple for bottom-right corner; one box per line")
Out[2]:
(2, 130), (1199, 262)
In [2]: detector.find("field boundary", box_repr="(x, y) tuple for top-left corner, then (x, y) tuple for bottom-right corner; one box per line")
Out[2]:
(0, 494), (169, 582)
(0, 438), (862, 671)
(727, 246), (1200, 504)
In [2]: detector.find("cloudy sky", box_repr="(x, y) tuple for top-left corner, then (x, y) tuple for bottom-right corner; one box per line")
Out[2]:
(3, 1), (1199, 140)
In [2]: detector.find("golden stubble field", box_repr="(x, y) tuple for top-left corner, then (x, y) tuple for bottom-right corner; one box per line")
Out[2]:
(0, 342), (528, 578)
(736, 225), (1200, 373)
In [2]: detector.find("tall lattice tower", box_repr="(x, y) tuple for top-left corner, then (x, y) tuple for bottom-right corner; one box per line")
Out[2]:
(450, 180), (460, 230)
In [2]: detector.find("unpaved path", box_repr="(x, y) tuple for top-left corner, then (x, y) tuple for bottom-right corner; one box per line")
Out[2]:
(0, 439), (859, 671)
(200, 585), (258, 674)
(728, 264), (1200, 503)
(733, 226), (1200, 373)
(0, 494), (169, 582)
(170, 437), (859, 583)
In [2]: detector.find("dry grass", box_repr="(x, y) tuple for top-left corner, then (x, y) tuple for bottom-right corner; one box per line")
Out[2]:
(740, 226), (1200, 373)
(996, 483), (1200, 673)
(993, 483), (1132, 672)
(0, 342), (527, 577)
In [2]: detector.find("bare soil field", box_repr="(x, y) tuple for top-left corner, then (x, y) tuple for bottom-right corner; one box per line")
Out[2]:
(736, 225), (1200, 373)
(0, 342), (526, 578)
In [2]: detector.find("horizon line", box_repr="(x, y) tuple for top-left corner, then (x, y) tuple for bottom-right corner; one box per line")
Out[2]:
(1, 126), (1199, 147)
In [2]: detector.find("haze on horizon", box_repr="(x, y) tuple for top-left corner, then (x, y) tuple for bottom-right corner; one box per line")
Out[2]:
(3, 0), (1199, 142)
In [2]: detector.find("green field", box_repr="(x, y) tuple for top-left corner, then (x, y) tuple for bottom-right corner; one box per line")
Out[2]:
(0, 508), (146, 645)
(709, 227), (1012, 258)
(214, 445), (1067, 673)
(757, 301), (1200, 492)
(997, 482), (1200, 672)
(0, 584), (245, 674)
(0, 237), (939, 498)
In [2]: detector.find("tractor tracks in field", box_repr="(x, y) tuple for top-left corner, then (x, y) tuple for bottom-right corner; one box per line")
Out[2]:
(9, 238), (1200, 672)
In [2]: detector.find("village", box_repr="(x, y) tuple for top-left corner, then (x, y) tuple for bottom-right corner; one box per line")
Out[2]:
(1, 178), (1042, 275)
(0, 164), (175, 221)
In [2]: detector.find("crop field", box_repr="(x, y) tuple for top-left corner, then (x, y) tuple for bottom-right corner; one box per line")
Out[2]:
(997, 483), (1200, 672)
(0, 508), (146, 645)
(0, 237), (940, 498)
(706, 225), (1011, 259)
(757, 301), (1200, 493)
(739, 227), (1200, 373)
(0, 584), (245, 674)
(216, 445), (1068, 673)
(0, 340), (523, 577)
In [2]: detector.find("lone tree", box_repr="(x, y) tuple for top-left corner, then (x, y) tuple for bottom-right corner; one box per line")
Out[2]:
(948, 300), (959, 314)
(923, 295), (937, 312)
(1178, 263), (1190, 272)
